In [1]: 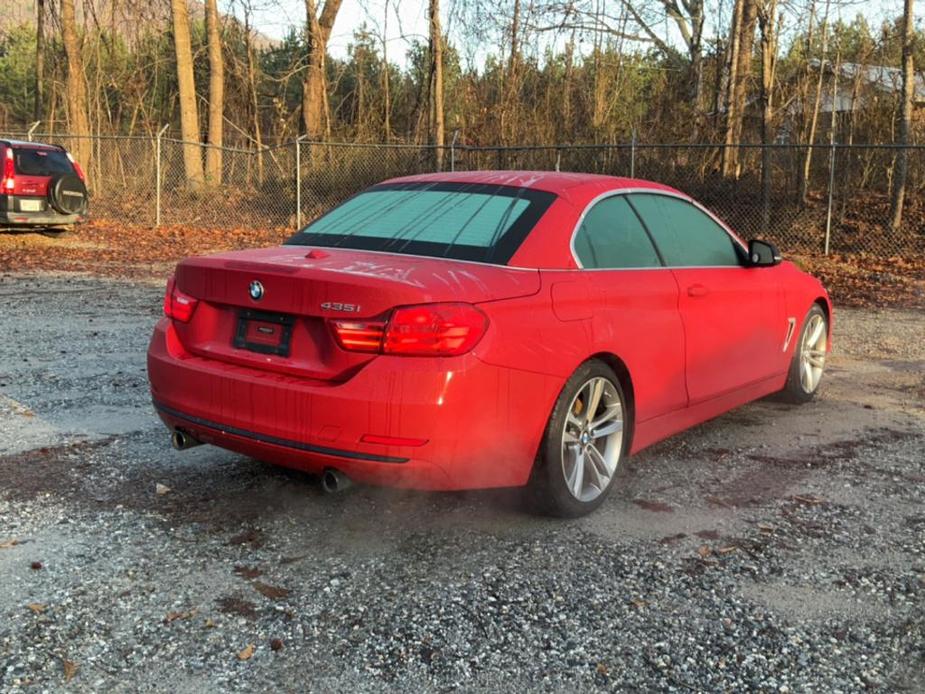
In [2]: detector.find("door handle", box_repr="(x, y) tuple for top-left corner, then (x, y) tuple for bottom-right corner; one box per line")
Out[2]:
(687, 284), (709, 297)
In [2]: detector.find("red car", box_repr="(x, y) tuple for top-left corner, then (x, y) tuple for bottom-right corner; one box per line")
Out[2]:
(147, 172), (831, 516)
(0, 139), (88, 232)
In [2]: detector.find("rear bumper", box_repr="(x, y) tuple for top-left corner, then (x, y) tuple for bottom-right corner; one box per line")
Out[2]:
(0, 211), (82, 226)
(147, 319), (559, 490)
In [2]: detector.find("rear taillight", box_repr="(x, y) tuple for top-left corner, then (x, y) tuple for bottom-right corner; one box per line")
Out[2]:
(65, 151), (86, 181)
(332, 303), (488, 357)
(163, 276), (199, 323)
(1, 148), (14, 192)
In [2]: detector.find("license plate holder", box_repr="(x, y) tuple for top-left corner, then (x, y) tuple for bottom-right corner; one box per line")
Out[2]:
(233, 309), (294, 357)
(19, 199), (43, 212)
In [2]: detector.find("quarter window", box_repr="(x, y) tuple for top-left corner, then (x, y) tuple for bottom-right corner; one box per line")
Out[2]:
(628, 194), (742, 267)
(573, 195), (662, 269)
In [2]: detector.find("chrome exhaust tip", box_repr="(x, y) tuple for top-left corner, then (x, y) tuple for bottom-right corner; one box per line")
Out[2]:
(171, 429), (202, 451)
(321, 468), (352, 494)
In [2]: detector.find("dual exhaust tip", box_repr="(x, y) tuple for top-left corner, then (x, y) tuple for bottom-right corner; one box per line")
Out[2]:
(169, 429), (352, 495)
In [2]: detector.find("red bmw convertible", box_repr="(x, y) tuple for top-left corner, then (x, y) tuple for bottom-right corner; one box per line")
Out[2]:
(147, 172), (831, 516)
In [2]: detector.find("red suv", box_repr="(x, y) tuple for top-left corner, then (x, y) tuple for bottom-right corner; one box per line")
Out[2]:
(0, 139), (89, 232)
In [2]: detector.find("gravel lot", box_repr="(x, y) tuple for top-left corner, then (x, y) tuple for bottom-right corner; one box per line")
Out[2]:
(1, 271), (923, 692)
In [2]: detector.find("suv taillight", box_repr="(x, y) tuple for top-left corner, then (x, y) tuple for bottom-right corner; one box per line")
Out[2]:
(1, 148), (14, 192)
(65, 151), (86, 181)
(332, 303), (488, 357)
(163, 276), (199, 323)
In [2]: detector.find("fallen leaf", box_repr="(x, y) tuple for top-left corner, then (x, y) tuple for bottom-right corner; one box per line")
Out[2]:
(269, 638), (284, 651)
(62, 659), (78, 682)
(596, 661), (609, 675)
(204, 618), (216, 628)
(30, 561), (43, 570)
(697, 545), (712, 558)
(717, 546), (737, 555)
(792, 494), (825, 505)
(27, 603), (46, 613)
(164, 609), (197, 624)
(0, 539), (20, 549)
(155, 483), (171, 496)
(252, 581), (290, 600)
(757, 523), (775, 533)
(630, 598), (648, 609)
(238, 643), (255, 661)
(234, 565), (263, 579)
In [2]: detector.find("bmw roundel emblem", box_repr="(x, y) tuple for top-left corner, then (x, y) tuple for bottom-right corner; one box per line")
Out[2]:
(249, 280), (264, 301)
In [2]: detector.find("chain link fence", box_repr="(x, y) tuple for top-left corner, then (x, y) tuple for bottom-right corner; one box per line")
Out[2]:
(3, 132), (924, 257)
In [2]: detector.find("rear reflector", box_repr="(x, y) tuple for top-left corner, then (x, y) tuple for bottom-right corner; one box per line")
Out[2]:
(163, 276), (199, 323)
(332, 303), (488, 357)
(331, 320), (386, 352)
(360, 434), (428, 447)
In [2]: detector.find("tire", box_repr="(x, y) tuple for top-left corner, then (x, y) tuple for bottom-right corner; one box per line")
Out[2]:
(48, 174), (89, 216)
(779, 304), (828, 403)
(527, 359), (629, 517)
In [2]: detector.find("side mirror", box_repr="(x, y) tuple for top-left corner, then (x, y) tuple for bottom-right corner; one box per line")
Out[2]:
(748, 239), (782, 267)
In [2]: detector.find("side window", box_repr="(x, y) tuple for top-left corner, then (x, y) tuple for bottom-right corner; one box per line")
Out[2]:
(573, 196), (662, 269)
(628, 194), (743, 267)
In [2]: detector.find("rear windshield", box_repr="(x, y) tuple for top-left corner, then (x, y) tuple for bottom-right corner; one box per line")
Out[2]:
(13, 148), (74, 176)
(286, 182), (556, 263)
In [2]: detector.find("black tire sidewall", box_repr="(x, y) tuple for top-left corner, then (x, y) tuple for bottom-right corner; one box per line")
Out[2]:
(530, 360), (628, 517)
(48, 174), (89, 216)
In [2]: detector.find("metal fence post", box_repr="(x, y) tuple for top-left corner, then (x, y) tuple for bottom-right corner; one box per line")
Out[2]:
(155, 124), (169, 228)
(630, 128), (637, 178)
(450, 129), (459, 172)
(26, 121), (40, 141)
(295, 136), (305, 229)
(824, 142), (837, 256)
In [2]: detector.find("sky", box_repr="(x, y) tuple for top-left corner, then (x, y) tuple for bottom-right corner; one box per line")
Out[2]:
(238, 0), (920, 69)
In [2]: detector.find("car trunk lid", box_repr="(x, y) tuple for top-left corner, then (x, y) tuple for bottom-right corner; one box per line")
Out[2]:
(171, 246), (539, 381)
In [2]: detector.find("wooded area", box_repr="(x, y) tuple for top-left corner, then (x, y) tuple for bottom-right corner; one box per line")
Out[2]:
(0, 0), (920, 224)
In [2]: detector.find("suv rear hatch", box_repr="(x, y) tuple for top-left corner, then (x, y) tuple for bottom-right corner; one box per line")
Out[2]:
(170, 246), (540, 381)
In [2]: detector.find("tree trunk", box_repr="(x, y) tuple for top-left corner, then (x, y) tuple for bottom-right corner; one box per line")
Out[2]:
(720, 0), (743, 177)
(723, 0), (757, 178)
(889, 0), (914, 231)
(382, 0), (391, 139)
(243, 13), (263, 182)
(759, 0), (779, 231)
(60, 0), (92, 172)
(800, 0), (831, 203)
(34, 0), (45, 123)
(302, 0), (342, 139)
(204, 0), (224, 186)
(429, 0), (445, 170)
(170, 0), (204, 188)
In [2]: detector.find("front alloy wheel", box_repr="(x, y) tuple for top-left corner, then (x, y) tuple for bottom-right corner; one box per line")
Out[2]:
(780, 304), (828, 403)
(529, 360), (628, 517)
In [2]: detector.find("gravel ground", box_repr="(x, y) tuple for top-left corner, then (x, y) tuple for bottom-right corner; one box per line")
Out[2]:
(0, 272), (923, 692)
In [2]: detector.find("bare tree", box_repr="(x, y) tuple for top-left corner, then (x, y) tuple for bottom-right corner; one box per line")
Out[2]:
(170, 0), (204, 188)
(800, 0), (831, 203)
(889, 0), (915, 230)
(61, 0), (92, 171)
(204, 0), (225, 185)
(429, 0), (446, 170)
(758, 0), (779, 229)
(303, 0), (343, 138)
(721, 0), (757, 178)
(34, 0), (46, 123)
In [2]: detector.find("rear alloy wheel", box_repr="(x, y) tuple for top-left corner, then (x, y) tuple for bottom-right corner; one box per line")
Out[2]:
(529, 360), (628, 517)
(779, 304), (828, 403)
